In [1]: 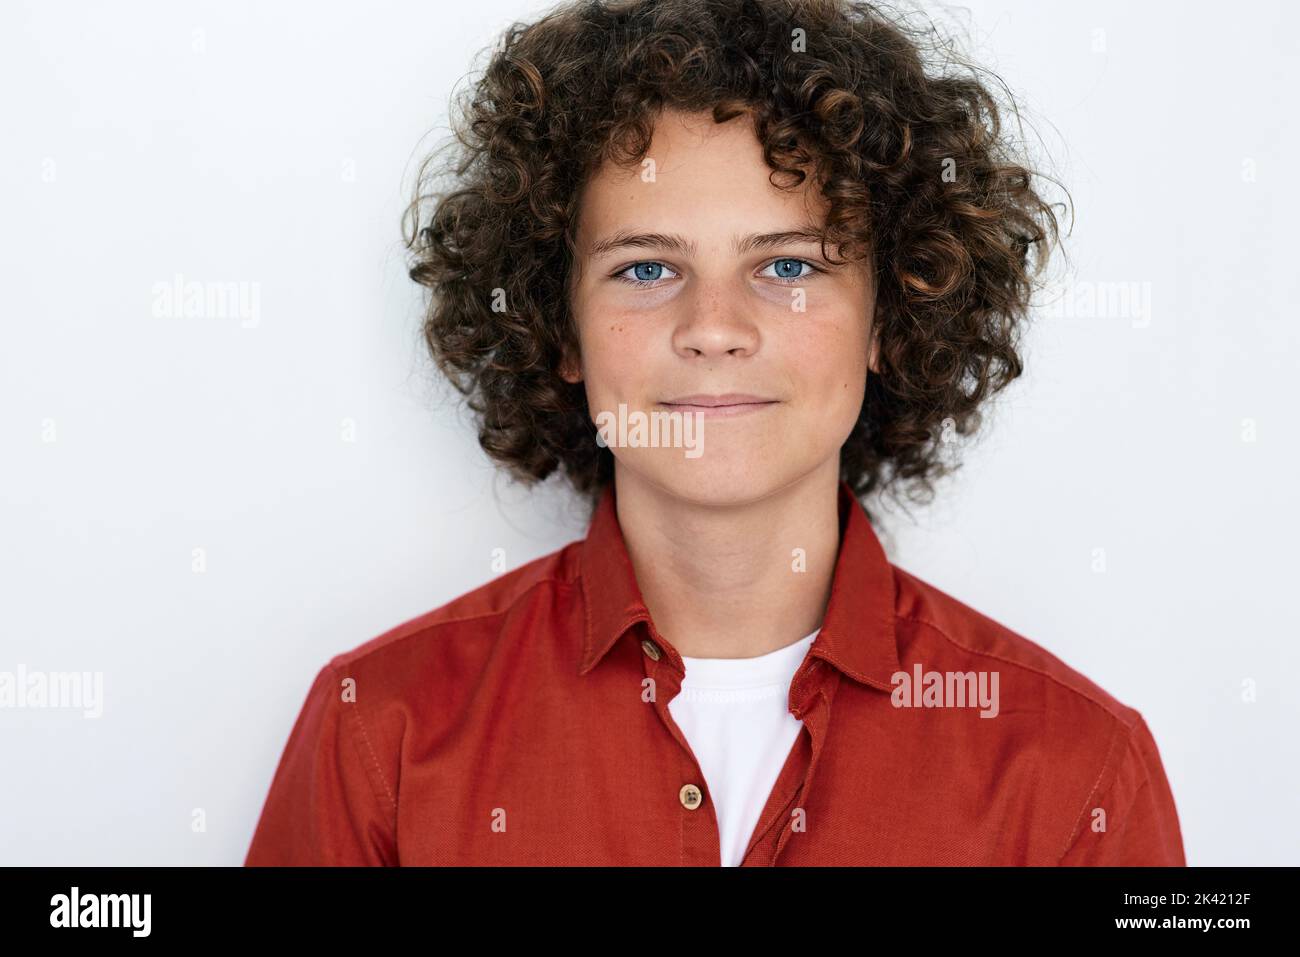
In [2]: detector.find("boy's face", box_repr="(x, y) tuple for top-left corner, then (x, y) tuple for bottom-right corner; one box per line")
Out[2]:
(564, 108), (878, 505)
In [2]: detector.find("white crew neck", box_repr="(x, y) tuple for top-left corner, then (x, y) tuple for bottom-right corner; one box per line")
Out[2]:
(677, 629), (820, 692)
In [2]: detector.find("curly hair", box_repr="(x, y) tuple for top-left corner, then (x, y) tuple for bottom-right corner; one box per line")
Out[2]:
(403, 0), (1066, 519)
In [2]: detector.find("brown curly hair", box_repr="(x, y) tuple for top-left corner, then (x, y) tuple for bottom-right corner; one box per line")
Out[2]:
(403, 0), (1066, 519)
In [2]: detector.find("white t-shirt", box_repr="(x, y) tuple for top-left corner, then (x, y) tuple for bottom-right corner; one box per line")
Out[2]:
(668, 629), (820, 866)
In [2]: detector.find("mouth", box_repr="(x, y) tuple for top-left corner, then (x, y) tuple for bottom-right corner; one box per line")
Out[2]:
(656, 394), (780, 418)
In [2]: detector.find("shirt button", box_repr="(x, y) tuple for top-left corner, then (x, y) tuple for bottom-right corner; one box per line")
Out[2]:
(679, 783), (704, 810)
(640, 638), (662, 661)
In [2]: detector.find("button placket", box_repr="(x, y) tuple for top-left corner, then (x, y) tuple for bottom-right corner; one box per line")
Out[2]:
(771, 685), (833, 864)
(735, 662), (842, 866)
(638, 626), (722, 865)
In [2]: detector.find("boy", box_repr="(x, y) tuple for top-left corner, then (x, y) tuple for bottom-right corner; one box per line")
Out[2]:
(246, 0), (1184, 866)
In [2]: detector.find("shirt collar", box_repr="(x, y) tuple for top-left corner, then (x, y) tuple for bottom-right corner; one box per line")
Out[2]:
(577, 478), (900, 691)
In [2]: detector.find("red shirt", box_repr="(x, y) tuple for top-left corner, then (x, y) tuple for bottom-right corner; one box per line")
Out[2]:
(245, 479), (1186, 866)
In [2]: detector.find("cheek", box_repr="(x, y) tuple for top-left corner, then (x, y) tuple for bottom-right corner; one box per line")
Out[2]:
(782, 326), (867, 458)
(790, 309), (870, 401)
(579, 317), (656, 404)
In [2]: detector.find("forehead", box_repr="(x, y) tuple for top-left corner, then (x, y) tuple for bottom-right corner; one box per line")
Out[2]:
(575, 109), (827, 242)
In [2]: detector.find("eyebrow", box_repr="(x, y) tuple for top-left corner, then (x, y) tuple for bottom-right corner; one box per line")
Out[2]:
(586, 226), (828, 259)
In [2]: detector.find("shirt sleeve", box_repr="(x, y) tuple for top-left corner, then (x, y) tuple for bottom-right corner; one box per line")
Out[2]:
(245, 661), (398, 866)
(1058, 711), (1185, 865)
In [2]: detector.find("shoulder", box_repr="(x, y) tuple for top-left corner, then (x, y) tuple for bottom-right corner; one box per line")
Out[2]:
(887, 562), (1160, 816)
(890, 562), (1142, 732)
(888, 564), (1180, 859)
(271, 539), (583, 829)
(304, 539), (583, 753)
(326, 538), (583, 680)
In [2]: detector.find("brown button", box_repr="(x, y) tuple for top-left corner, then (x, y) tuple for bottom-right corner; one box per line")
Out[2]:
(640, 638), (662, 661)
(679, 783), (704, 810)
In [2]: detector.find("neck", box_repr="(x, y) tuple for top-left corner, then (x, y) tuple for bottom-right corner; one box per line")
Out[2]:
(612, 460), (842, 659)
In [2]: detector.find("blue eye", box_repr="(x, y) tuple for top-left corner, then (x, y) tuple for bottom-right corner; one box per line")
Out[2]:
(762, 258), (818, 282)
(612, 257), (819, 287)
(615, 262), (678, 286)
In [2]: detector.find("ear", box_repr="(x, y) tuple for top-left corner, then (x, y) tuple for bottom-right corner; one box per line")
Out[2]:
(867, 328), (881, 375)
(558, 344), (583, 384)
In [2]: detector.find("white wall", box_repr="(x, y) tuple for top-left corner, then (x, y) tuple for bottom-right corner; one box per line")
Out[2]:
(1, 0), (1295, 865)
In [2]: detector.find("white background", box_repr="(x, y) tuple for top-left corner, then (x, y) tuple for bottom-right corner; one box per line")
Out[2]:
(2, 0), (1297, 865)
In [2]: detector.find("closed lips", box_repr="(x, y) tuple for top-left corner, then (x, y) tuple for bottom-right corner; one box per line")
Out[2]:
(659, 394), (777, 407)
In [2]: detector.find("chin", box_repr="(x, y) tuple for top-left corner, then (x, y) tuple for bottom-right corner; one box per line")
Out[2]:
(624, 453), (799, 507)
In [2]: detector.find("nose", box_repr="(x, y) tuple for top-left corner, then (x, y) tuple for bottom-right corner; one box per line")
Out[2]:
(671, 278), (760, 359)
